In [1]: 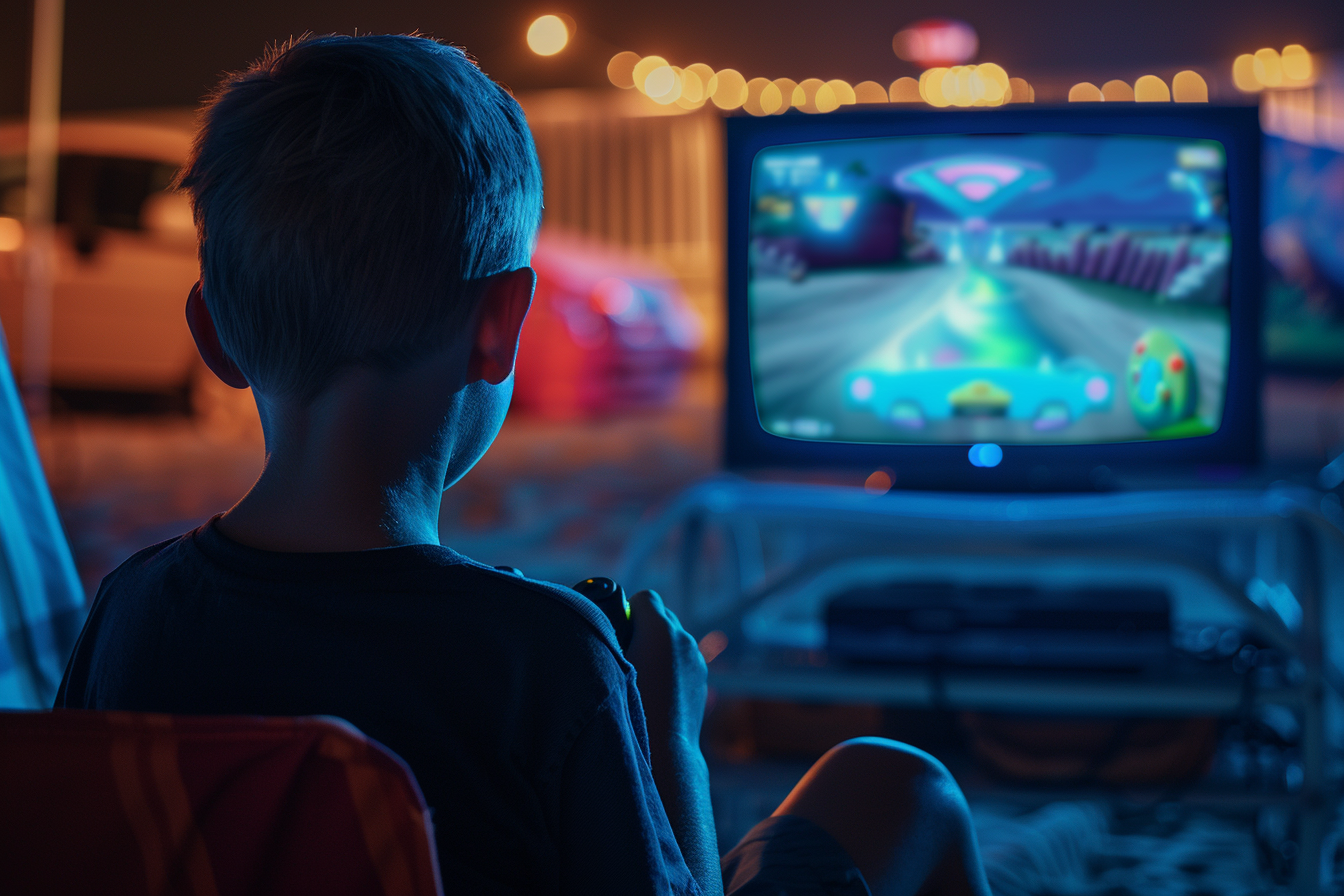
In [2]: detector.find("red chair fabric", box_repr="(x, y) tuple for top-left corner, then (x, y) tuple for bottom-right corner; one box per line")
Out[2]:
(0, 711), (443, 896)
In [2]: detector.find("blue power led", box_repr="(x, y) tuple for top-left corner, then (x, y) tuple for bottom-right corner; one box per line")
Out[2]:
(969, 443), (1003, 468)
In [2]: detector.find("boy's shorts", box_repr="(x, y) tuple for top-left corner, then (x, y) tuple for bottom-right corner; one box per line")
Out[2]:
(721, 814), (871, 896)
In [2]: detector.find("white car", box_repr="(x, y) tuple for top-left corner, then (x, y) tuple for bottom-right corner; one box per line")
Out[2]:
(0, 112), (215, 410)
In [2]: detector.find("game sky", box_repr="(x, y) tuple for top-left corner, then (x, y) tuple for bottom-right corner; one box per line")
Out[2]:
(748, 134), (1232, 445)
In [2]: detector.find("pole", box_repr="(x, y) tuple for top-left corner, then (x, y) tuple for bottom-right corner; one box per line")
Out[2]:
(23, 0), (64, 422)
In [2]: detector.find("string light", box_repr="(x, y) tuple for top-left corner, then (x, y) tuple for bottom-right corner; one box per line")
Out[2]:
(1101, 79), (1134, 101)
(605, 48), (1024, 112)
(676, 67), (708, 109)
(792, 78), (824, 113)
(709, 69), (748, 109)
(771, 78), (798, 114)
(919, 68), (951, 107)
(1134, 75), (1171, 102)
(1007, 77), (1033, 103)
(744, 77), (781, 116)
(645, 65), (681, 103)
(607, 51), (640, 89)
(1171, 71), (1208, 103)
(631, 55), (668, 96)
(1069, 82), (1103, 102)
(825, 80), (857, 106)
(889, 77), (921, 102)
(854, 81), (888, 103)
(1232, 54), (1260, 92)
(1282, 44), (1312, 81)
(1234, 45), (1315, 92)
(1254, 48), (1284, 87)
(814, 83), (839, 113)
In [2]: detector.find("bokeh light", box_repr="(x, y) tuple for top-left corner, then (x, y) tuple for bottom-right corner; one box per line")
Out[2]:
(645, 65), (681, 103)
(0, 217), (22, 252)
(679, 63), (715, 108)
(944, 67), (970, 106)
(1171, 70), (1208, 102)
(815, 84), (840, 113)
(632, 56), (668, 96)
(697, 630), (729, 662)
(526, 15), (569, 56)
(761, 82), (784, 114)
(919, 68), (951, 107)
(1282, 44), (1312, 81)
(710, 69), (748, 109)
(793, 78), (825, 113)
(1069, 82), (1103, 102)
(1007, 77), (1033, 103)
(826, 80), (857, 106)
(743, 77), (772, 116)
(892, 19), (978, 67)
(854, 81), (888, 103)
(917, 64), (1013, 107)
(607, 51), (640, 89)
(1232, 54), (1260, 92)
(1101, 79), (1134, 101)
(1134, 75), (1170, 102)
(889, 77), (921, 102)
(864, 469), (894, 494)
(1254, 48), (1284, 87)
(771, 78), (798, 113)
(676, 68), (706, 109)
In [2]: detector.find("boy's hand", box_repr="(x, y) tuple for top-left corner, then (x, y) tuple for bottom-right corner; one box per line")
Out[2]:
(625, 590), (708, 751)
(624, 589), (723, 896)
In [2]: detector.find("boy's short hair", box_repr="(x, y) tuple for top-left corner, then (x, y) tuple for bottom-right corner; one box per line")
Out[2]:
(178, 34), (543, 400)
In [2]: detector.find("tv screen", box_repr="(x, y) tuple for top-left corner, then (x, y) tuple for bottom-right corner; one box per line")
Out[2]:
(725, 107), (1262, 484)
(750, 134), (1230, 446)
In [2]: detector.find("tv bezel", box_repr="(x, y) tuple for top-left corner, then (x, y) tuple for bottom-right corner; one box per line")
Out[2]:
(723, 104), (1263, 488)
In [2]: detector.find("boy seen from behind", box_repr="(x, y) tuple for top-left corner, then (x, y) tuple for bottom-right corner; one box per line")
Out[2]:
(58, 34), (990, 896)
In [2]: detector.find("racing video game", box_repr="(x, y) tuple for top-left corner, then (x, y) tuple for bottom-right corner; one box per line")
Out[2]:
(748, 134), (1232, 445)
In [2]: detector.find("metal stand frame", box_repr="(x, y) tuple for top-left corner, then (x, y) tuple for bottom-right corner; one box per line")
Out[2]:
(620, 478), (1344, 894)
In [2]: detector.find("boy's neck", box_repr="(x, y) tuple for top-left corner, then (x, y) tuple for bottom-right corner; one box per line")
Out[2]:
(216, 352), (496, 553)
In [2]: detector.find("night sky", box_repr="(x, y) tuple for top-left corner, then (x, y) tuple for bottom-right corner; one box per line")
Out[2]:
(1, 0), (1341, 114)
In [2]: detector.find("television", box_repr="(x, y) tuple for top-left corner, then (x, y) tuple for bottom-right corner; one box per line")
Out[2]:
(724, 105), (1262, 489)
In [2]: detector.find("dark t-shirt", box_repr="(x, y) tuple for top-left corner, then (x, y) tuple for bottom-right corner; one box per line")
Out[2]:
(56, 519), (700, 896)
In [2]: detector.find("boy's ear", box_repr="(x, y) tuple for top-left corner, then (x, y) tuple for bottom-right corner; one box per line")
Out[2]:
(469, 267), (536, 386)
(185, 281), (250, 389)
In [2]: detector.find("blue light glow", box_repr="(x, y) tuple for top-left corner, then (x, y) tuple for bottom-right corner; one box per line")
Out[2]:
(969, 443), (1003, 467)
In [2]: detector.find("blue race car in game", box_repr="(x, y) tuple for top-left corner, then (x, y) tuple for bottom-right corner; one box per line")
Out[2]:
(844, 362), (1115, 432)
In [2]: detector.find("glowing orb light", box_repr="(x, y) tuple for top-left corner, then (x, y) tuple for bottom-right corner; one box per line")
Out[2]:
(527, 15), (569, 56)
(893, 19), (978, 68)
(969, 443), (1003, 468)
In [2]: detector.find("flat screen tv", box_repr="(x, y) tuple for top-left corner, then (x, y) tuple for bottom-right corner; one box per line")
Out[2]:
(724, 105), (1262, 488)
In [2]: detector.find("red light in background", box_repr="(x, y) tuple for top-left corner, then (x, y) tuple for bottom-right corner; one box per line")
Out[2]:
(892, 20), (978, 69)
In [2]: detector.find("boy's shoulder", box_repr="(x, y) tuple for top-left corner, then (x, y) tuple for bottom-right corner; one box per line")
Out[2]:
(61, 519), (631, 711)
(93, 519), (626, 663)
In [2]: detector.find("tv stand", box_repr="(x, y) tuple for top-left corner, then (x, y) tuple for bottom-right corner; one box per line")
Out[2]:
(618, 477), (1343, 894)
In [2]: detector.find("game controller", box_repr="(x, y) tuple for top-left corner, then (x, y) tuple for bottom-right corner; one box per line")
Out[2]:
(572, 577), (633, 650)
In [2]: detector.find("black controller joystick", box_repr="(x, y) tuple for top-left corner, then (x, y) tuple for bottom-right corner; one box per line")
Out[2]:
(572, 577), (633, 650)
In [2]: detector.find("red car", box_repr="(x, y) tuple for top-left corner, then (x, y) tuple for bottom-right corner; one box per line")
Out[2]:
(513, 230), (702, 419)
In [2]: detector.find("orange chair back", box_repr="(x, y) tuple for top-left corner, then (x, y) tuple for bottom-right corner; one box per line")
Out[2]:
(0, 710), (442, 895)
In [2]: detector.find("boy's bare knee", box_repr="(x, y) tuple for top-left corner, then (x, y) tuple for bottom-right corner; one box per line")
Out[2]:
(778, 736), (967, 830)
(821, 737), (959, 800)
(776, 738), (984, 895)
